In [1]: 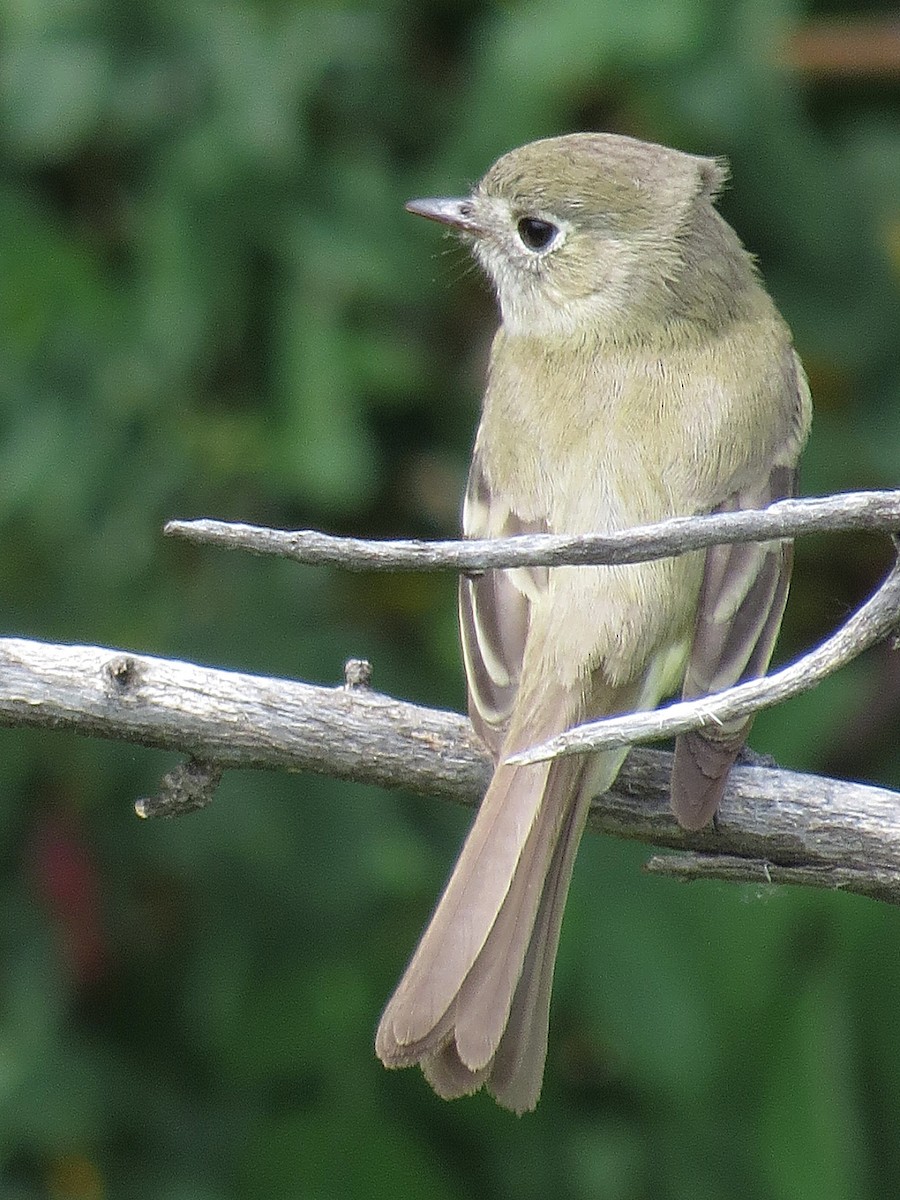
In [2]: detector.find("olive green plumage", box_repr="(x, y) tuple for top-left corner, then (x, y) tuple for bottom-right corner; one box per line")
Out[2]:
(377, 133), (811, 1112)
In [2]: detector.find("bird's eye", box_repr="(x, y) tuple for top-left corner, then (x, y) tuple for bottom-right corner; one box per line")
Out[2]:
(516, 217), (559, 252)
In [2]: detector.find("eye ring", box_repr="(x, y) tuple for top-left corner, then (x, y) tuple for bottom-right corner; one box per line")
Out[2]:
(516, 216), (559, 252)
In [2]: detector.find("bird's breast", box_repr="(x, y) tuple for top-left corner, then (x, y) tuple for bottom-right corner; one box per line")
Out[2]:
(479, 346), (695, 534)
(473, 328), (777, 688)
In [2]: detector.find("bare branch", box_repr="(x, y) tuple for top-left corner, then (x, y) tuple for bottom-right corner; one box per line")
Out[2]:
(10, 488), (900, 901)
(603, 755), (900, 903)
(511, 550), (900, 765)
(3, 635), (900, 901)
(642, 852), (900, 906)
(164, 490), (900, 572)
(0, 637), (486, 803)
(136, 758), (223, 819)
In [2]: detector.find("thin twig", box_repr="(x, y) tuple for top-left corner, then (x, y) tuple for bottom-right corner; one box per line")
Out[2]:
(164, 490), (900, 572)
(136, 758), (223, 819)
(510, 549), (900, 765)
(642, 852), (900, 906)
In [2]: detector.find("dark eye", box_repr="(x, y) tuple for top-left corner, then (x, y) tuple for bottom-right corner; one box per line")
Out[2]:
(516, 216), (559, 251)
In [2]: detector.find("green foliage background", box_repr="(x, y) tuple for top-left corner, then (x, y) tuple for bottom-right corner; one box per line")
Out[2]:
(2, 0), (900, 1196)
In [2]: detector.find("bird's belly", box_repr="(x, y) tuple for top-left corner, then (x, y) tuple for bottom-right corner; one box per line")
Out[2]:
(480, 400), (710, 694)
(534, 550), (702, 691)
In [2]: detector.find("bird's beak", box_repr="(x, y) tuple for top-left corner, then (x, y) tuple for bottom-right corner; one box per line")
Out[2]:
(405, 197), (484, 233)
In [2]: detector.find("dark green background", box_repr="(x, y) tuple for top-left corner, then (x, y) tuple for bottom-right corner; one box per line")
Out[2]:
(2, 1), (900, 1196)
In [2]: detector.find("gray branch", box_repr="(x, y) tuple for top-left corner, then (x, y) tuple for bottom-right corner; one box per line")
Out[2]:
(511, 550), (900, 764)
(2, 635), (900, 905)
(642, 852), (900, 906)
(7, 488), (900, 903)
(164, 489), (900, 571)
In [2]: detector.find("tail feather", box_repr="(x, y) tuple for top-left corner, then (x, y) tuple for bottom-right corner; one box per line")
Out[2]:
(451, 755), (582, 1070)
(421, 1036), (490, 1099)
(377, 742), (627, 1110)
(488, 787), (591, 1112)
(375, 754), (556, 1060)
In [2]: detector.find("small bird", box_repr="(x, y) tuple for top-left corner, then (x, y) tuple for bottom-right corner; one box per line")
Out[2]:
(376, 133), (811, 1112)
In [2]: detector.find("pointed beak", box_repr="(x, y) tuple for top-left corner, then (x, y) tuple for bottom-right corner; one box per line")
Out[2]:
(405, 197), (484, 234)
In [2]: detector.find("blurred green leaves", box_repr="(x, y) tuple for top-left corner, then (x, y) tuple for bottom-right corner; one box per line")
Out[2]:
(1, 0), (899, 1197)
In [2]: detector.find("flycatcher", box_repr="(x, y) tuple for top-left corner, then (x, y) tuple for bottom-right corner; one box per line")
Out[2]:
(376, 133), (811, 1112)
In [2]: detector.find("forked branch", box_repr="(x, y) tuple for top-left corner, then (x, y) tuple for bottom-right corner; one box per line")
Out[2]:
(2, 491), (899, 903)
(0, 612), (898, 904)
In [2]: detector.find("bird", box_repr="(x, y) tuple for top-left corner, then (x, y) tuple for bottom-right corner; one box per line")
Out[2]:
(375, 132), (811, 1113)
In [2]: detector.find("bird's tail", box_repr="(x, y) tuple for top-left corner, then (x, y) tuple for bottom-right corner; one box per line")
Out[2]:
(376, 741), (625, 1112)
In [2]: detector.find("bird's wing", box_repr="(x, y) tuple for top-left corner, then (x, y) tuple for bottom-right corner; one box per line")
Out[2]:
(458, 445), (548, 759)
(670, 459), (798, 830)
